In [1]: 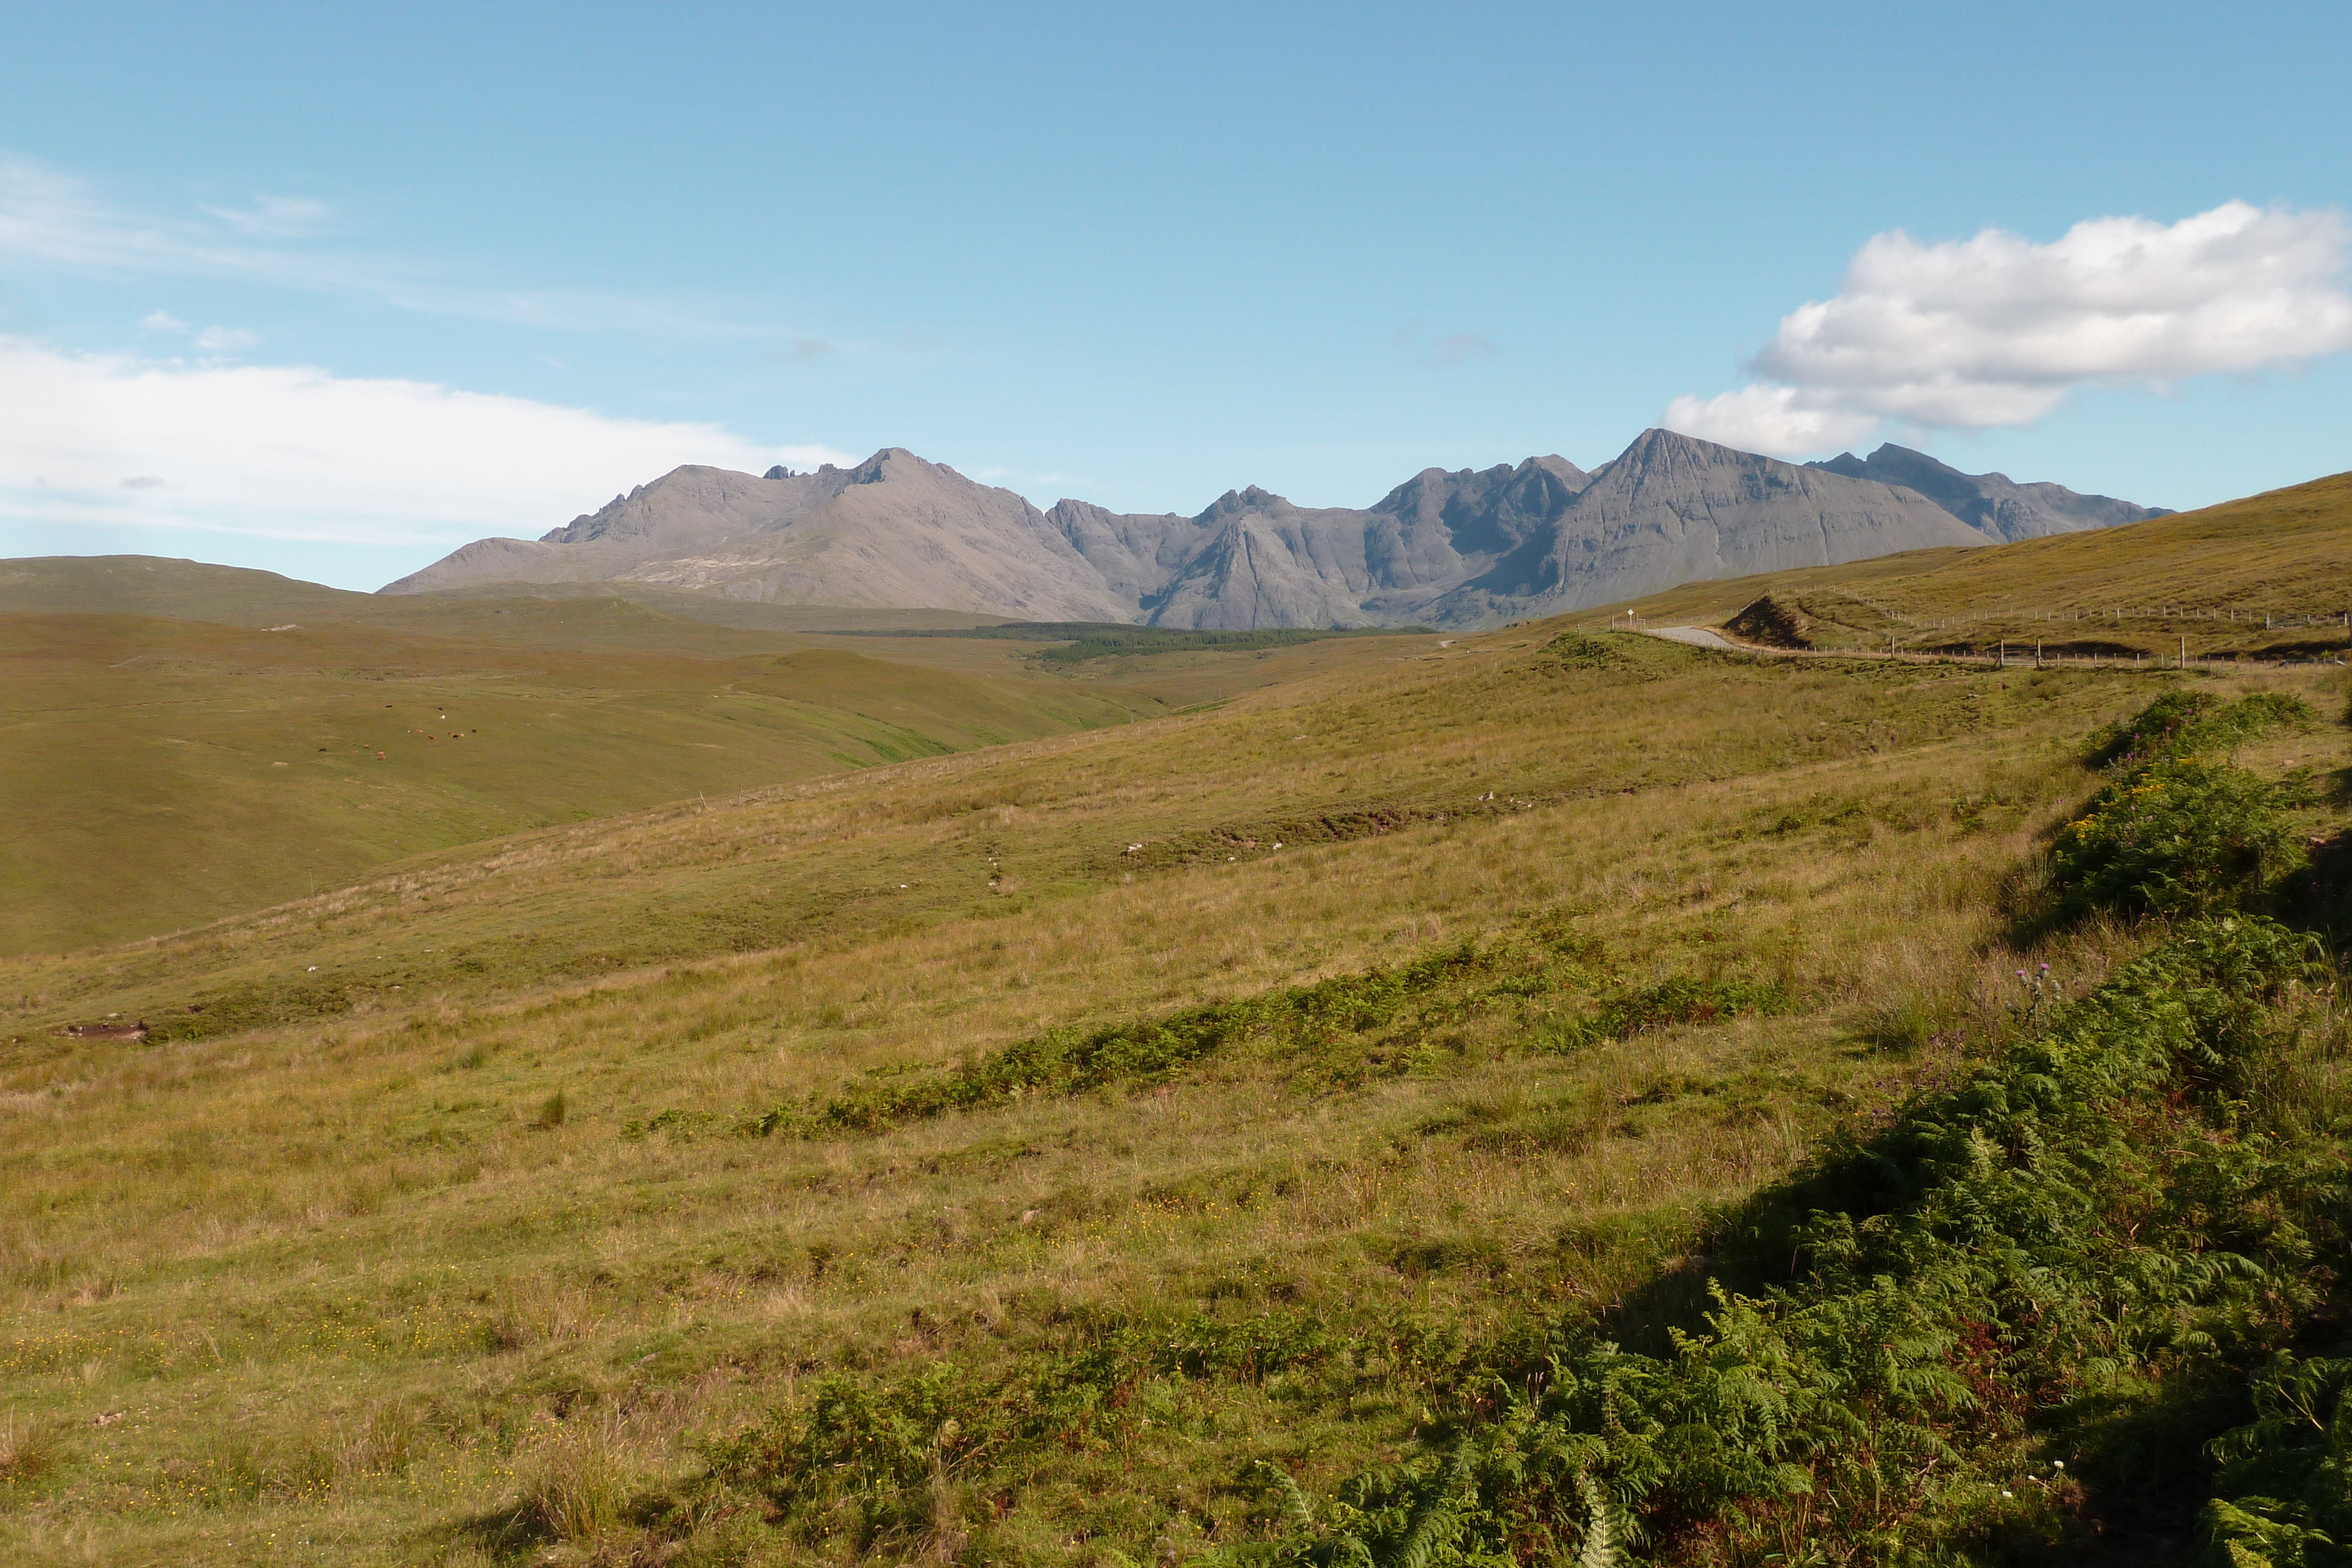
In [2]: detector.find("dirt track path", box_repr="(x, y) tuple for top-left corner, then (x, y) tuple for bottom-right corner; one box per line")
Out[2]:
(1635, 623), (2343, 674)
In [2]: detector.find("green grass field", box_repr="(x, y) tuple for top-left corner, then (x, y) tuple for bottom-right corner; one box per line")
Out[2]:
(0, 564), (1446, 954)
(6, 476), (2352, 1566)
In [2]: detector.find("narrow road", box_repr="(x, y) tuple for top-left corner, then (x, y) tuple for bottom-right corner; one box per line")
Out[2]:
(1641, 626), (1738, 651)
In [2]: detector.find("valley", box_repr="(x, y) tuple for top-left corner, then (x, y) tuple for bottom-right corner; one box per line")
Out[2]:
(2, 466), (2350, 1566)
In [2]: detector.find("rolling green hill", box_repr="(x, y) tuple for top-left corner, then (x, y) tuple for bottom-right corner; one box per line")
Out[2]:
(0, 568), (1440, 954)
(0, 556), (1015, 635)
(0, 599), (1157, 954)
(4, 497), (2352, 1567)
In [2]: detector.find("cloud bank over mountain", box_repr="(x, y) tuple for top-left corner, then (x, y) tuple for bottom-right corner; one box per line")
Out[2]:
(1667, 200), (2352, 456)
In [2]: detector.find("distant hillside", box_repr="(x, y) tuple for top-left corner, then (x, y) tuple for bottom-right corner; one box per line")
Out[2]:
(0, 556), (1020, 638)
(382, 432), (2164, 629)
(1609, 466), (2352, 661)
(0, 555), (376, 625)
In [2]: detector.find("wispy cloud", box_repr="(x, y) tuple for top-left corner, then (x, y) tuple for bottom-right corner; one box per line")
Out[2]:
(197, 193), (336, 239)
(0, 336), (851, 559)
(0, 152), (799, 340)
(973, 465), (1088, 494)
(1392, 320), (1500, 369)
(1427, 332), (1498, 368)
(130, 309), (261, 356)
(1666, 200), (2352, 456)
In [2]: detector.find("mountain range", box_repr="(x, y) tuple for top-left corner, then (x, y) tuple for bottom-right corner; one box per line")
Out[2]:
(383, 431), (2170, 628)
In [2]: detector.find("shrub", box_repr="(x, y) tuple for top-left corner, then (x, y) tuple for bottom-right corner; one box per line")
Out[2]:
(2049, 757), (2296, 919)
(2049, 691), (2315, 923)
(707, 1308), (1355, 1550)
(2090, 690), (2313, 771)
(1538, 977), (1784, 1053)
(2197, 1353), (2352, 1565)
(1217, 917), (2337, 1563)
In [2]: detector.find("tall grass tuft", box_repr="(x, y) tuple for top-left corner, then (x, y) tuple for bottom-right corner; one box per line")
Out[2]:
(0, 1415), (64, 1492)
(523, 1410), (634, 1546)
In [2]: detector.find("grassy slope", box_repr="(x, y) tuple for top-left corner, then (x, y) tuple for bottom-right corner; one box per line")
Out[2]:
(9, 626), (2110, 1034)
(0, 600), (1171, 955)
(0, 557), (1441, 954)
(6, 596), (2344, 1563)
(1605, 467), (2352, 660)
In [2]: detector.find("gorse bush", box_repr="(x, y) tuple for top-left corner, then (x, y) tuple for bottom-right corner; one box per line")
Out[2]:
(2049, 758), (2294, 918)
(2049, 691), (2315, 923)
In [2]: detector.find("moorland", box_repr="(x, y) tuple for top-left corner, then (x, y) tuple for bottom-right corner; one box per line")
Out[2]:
(4, 467), (2352, 1567)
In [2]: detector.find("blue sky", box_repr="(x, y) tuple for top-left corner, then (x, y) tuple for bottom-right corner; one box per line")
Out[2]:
(3, 1), (2349, 590)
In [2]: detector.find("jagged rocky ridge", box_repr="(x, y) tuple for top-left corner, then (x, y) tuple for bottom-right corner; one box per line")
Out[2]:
(1806, 442), (2170, 543)
(381, 431), (2167, 630)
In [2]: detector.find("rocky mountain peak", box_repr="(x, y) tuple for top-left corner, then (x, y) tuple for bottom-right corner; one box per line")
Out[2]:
(1195, 485), (1285, 523)
(389, 432), (2166, 629)
(1803, 442), (2170, 543)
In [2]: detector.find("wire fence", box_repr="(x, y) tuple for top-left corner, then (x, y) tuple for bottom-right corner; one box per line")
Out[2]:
(1822, 595), (2352, 633)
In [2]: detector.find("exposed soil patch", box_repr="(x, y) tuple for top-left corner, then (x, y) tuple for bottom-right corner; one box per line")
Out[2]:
(60, 1019), (149, 1042)
(1726, 594), (1811, 648)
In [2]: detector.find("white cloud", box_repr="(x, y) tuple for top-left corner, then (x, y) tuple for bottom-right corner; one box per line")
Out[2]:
(1666, 200), (2352, 456)
(1661, 385), (1882, 454)
(193, 325), (258, 352)
(138, 310), (186, 333)
(0, 336), (853, 554)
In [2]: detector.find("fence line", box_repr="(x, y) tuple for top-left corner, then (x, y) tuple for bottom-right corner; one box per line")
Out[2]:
(1587, 612), (2352, 673)
(1799, 601), (2352, 632)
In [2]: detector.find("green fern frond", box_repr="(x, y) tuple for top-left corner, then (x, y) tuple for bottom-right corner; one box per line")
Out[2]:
(1572, 1472), (1621, 1568)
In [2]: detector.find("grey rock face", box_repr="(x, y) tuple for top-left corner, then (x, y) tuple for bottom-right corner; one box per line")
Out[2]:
(1807, 443), (2171, 543)
(383, 450), (1133, 622)
(382, 434), (2159, 628)
(1426, 430), (1992, 623)
(1047, 456), (1595, 629)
